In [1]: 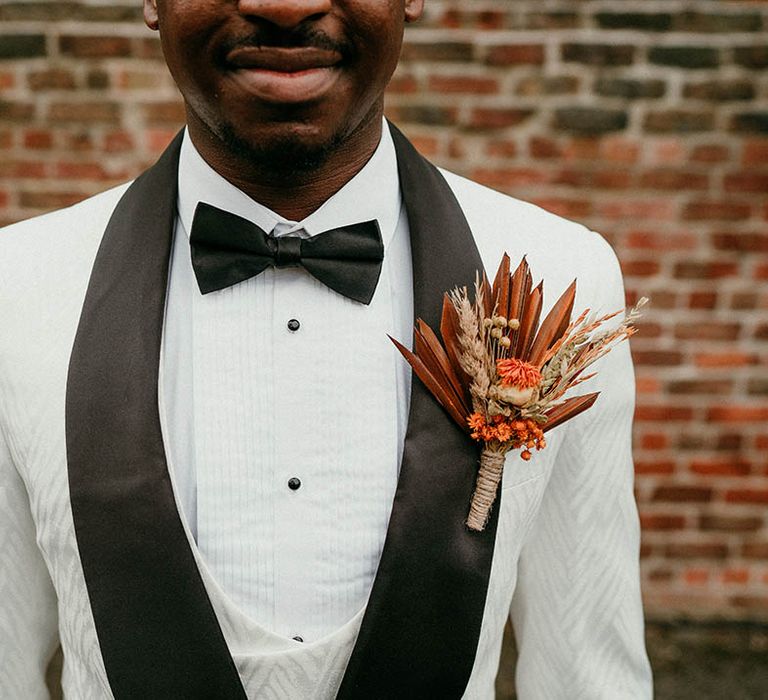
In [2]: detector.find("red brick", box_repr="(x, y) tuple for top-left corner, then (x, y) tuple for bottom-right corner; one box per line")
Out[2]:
(471, 167), (548, 189)
(724, 485), (768, 507)
(554, 169), (632, 189)
(0, 160), (47, 178)
(640, 514), (687, 530)
(401, 41), (473, 63)
(742, 542), (768, 559)
(23, 129), (53, 150)
(48, 102), (119, 123)
(674, 261), (739, 279)
(635, 460), (676, 475)
(722, 568), (750, 585)
(640, 169), (709, 190)
(635, 405), (694, 421)
(684, 569), (710, 585)
(485, 44), (545, 66)
(639, 432), (668, 449)
(19, 190), (88, 209)
(682, 201), (751, 221)
(601, 138), (640, 164)
(103, 131), (135, 152)
(632, 350), (683, 366)
(729, 596), (768, 613)
(467, 108), (534, 129)
(387, 74), (418, 94)
(529, 137), (562, 159)
(0, 100), (35, 121)
(712, 231), (768, 253)
(688, 291), (717, 309)
(485, 139), (517, 158)
(648, 568), (674, 582)
(668, 379), (732, 395)
(428, 75), (498, 94)
(730, 292), (759, 310)
(715, 433), (744, 451)
(674, 322), (740, 341)
(690, 459), (751, 476)
(652, 485), (712, 503)
(742, 139), (768, 166)
(596, 199), (676, 220)
(664, 542), (728, 558)
(700, 514), (763, 532)
(709, 407), (768, 423)
(516, 75), (579, 97)
(59, 35), (132, 58)
(691, 144), (730, 163)
(27, 69), (76, 91)
(636, 377), (661, 394)
(724, 172), (768, 193)
(142, 102), (187, 125)
(694, 352), (757, 368)
(626, 230), (697, 251)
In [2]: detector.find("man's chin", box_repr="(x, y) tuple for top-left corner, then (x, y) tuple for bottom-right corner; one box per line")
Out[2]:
(218, 121), (343, 178)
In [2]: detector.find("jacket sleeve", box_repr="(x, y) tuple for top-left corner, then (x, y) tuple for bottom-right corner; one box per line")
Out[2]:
(508, 237), (653, 699)
(0, 422), (60, 699)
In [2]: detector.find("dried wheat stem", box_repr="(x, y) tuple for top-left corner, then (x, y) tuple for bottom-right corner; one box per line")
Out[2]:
(466, 446), (507, 531)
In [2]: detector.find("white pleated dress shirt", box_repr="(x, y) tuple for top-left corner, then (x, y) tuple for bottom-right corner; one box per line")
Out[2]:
(161, 122), (413, 643)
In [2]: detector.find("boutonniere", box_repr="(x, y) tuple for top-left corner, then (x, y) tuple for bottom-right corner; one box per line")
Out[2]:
(391, 254), (646, 532)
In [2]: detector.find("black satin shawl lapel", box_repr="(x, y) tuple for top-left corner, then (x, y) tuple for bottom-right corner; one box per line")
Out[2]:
(336, 123), (500, 699)
(66, 132), (247, 699)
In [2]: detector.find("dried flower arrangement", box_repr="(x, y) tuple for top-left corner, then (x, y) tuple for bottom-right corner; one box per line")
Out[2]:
(391, 254), (646, 532)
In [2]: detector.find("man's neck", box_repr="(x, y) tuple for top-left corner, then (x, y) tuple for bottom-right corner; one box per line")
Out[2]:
(185, 113), (383, 221)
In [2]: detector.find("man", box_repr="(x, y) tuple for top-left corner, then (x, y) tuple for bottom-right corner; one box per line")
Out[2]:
(0, 0), (653, 697)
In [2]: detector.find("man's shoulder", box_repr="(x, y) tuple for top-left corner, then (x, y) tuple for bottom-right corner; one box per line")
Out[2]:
(439, 168), (624, 313)
(0, 183), (132, 289)
(0, 182), (133, 328)
(0, 182), (131, 255)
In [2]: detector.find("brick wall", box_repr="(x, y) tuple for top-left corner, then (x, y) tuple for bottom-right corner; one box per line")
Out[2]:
(1, 0), (767, 621)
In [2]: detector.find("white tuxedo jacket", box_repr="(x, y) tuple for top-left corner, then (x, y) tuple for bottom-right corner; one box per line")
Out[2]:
(0, 124), (653, 699)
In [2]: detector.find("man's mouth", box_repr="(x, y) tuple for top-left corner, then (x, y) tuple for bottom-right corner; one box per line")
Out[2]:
(225, 45), (344, 103)
(227, 46), (343, 72)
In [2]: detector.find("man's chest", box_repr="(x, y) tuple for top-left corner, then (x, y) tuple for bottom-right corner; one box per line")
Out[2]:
(160, 223), (414, 640)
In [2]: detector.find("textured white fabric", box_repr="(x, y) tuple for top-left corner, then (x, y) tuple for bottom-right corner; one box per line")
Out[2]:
(164, 124), (413, 642)
(0, 148), (654, 699)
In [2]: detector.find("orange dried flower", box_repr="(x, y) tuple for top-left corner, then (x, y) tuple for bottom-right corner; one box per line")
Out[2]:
(467, 412), (546, 459)
(496, 358), (542, 389)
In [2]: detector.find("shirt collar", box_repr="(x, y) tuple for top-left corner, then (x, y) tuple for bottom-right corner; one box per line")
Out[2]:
(177, 119), (402, 246)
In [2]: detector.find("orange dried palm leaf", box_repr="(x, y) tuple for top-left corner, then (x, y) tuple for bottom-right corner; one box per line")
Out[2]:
(492, 253), (510, 321)
(528, 280), (576, 368)
(480, 271), (493, 319)
(390, 336), (469, 428)
(507, 257), (529, 321)
(415, 319), (471, 414)
(439, 294), (470, 384)
(542, 393), (599, 433)
(506, 256), (528, 357)
(515, 283), (542, 359)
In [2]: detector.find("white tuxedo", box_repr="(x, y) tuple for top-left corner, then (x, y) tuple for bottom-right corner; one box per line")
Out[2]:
(0, 124), (653, 699)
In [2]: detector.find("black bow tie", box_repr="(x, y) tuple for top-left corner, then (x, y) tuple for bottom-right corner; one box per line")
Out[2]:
(189, 202), (385, 305)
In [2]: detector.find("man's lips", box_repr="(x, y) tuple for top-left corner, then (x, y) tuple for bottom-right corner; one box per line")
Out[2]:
(227, 46), (342, 72)
(225, 46), (344, 104)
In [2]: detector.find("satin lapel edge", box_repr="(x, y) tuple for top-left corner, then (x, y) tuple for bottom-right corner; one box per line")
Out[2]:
(65, 132), (246, 699)
(336, 122), (501, 699)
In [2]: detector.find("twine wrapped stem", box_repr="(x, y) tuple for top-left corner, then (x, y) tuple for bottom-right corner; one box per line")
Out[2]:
(466, 445), (506, 531)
